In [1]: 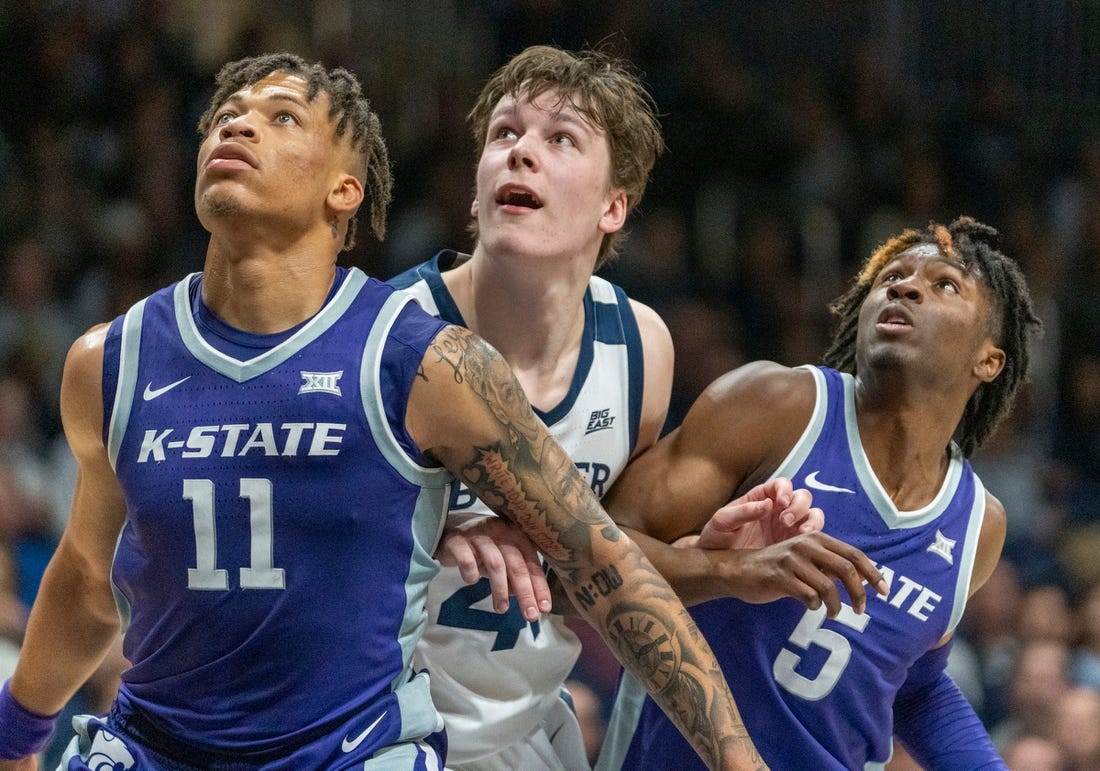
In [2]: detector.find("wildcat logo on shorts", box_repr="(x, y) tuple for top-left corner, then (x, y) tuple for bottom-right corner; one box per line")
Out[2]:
(85, 727), (136, 770)
(299, 370), (344, 396)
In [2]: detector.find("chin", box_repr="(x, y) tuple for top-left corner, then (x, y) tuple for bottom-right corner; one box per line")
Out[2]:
(198, 188), (245, 219)
(482, 230), (541, 257)
(861, 347), (914, 374)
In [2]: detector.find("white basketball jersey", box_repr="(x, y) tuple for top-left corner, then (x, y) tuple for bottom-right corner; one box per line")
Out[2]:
(389, 252), (644, 765)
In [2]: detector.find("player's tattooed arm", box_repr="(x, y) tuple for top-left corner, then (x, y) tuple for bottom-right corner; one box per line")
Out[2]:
(424, 325), (603, 567)
(410, 325), (767, 769)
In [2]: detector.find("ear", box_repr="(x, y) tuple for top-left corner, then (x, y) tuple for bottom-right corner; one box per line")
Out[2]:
(598, 188), (628, 235)
(327, 173), (364, 217)
(470, 198), (479, 219)
(974, 341), (1006, 383)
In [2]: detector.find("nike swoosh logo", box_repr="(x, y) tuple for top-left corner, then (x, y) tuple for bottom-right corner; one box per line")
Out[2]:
(804, 470), (855, 494)
(142, 376), (191, 401)
(341, 711), (387, 753)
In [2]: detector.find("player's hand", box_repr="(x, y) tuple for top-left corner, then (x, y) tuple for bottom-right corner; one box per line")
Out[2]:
(0, 757), (39, 771)
(695, 477), (823, 550)
(712, 531), (887, 617)
(436, 515), (551, 621)
(674, 478), (887, 616)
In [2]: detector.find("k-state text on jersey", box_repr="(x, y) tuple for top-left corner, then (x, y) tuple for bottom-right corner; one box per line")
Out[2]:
(137, 422), (347, 462)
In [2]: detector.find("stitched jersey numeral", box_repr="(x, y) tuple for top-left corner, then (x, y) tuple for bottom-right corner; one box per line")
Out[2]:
(773, 603), (869, 700)
(184, 478), (286, 590)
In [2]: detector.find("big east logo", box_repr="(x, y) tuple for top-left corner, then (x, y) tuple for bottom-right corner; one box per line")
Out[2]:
(585, 408), (615, 434)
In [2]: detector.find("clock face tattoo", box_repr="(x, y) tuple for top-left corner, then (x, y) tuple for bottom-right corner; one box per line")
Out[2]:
(607, 608), (681, 691)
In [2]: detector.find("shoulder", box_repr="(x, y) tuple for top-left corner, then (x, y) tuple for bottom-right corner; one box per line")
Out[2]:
(386, 253), (439, 289)
(61, 324), (111, 455)
(968, 488), (1007, 598)
(65, 323), (110, 376)
(628, 298), (673, 369)
(628, 298), (671, 342)
(695, 361), (817, 418)
(664, 361), (817, 489)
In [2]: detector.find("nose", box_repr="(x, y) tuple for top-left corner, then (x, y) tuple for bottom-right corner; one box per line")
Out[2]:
(886, 276), (922, 301)
(219, 113), (256, 140)
(507, 134), (537, 171)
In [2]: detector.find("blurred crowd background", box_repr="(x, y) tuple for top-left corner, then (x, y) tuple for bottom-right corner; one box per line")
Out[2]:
(2, 1), (1100, 768)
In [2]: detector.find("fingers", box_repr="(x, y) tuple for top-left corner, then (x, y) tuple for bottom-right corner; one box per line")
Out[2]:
(764, 476), (794, 509)
(438, 530), (480, 582)
(468, 533), (514, 614)
(697, 500), (772, 549)
(845, 542), (889, 607)
(496, 538), (552, 621)
(796, 507), (825, 534)
(434, 516), (552, 621)
(737, 477), (793, 508)
(799, 535), (886, 616)
(729, 533), (886, 617)
(708, 498), (773, 532)
(778, 486), (822, 530)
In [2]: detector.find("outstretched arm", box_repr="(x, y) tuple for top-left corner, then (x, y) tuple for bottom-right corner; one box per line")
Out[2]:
(408, 325), (766, 770)
(0, 326), (127, 768)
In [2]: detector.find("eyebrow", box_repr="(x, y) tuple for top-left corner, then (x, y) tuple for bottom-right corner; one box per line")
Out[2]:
(490, 97), (595, 134)
(220, 90), (311, 112)
(887, 254), (975, 283)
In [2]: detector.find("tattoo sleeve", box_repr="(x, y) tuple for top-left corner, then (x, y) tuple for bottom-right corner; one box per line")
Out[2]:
(423, 326), (765, 769)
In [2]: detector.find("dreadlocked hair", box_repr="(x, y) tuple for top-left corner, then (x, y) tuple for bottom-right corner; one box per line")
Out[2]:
(196, 52), (393, 250)
(823, 216), (1042, 457)
(466, 45), (665, 268)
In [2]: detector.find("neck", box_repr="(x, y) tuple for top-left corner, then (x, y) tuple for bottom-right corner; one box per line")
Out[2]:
(853, 373), (967, 509)
(447, 246), (591, 368)
(200, 225), (341, 334)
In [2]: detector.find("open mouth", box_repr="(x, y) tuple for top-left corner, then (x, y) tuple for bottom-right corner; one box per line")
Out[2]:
(877, 305), (913, 328)
(497, 187), (542, 209)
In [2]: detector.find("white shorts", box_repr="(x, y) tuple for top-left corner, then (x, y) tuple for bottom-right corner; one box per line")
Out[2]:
(445, 692), (589, 771)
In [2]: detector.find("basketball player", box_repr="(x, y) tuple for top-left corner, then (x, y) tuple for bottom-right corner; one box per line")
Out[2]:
(0, 53), (765, 771)
(390, 45), (883, 771)
(596, 217), (1041, 769)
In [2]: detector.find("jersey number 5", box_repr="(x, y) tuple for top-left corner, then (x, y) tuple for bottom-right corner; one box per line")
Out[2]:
(773, 603), (869, 700)
(184, 478), (286, 590)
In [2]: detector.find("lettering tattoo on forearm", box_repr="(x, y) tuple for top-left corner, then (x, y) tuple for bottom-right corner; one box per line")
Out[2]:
(572, 565), (624, 610)
(464, 445), (568, 560)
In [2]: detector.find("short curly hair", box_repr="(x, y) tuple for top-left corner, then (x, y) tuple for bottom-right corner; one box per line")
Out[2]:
(824, 216), (1042, 456)
(197, 52), (392, 250)
(466, 45), (665, 268)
